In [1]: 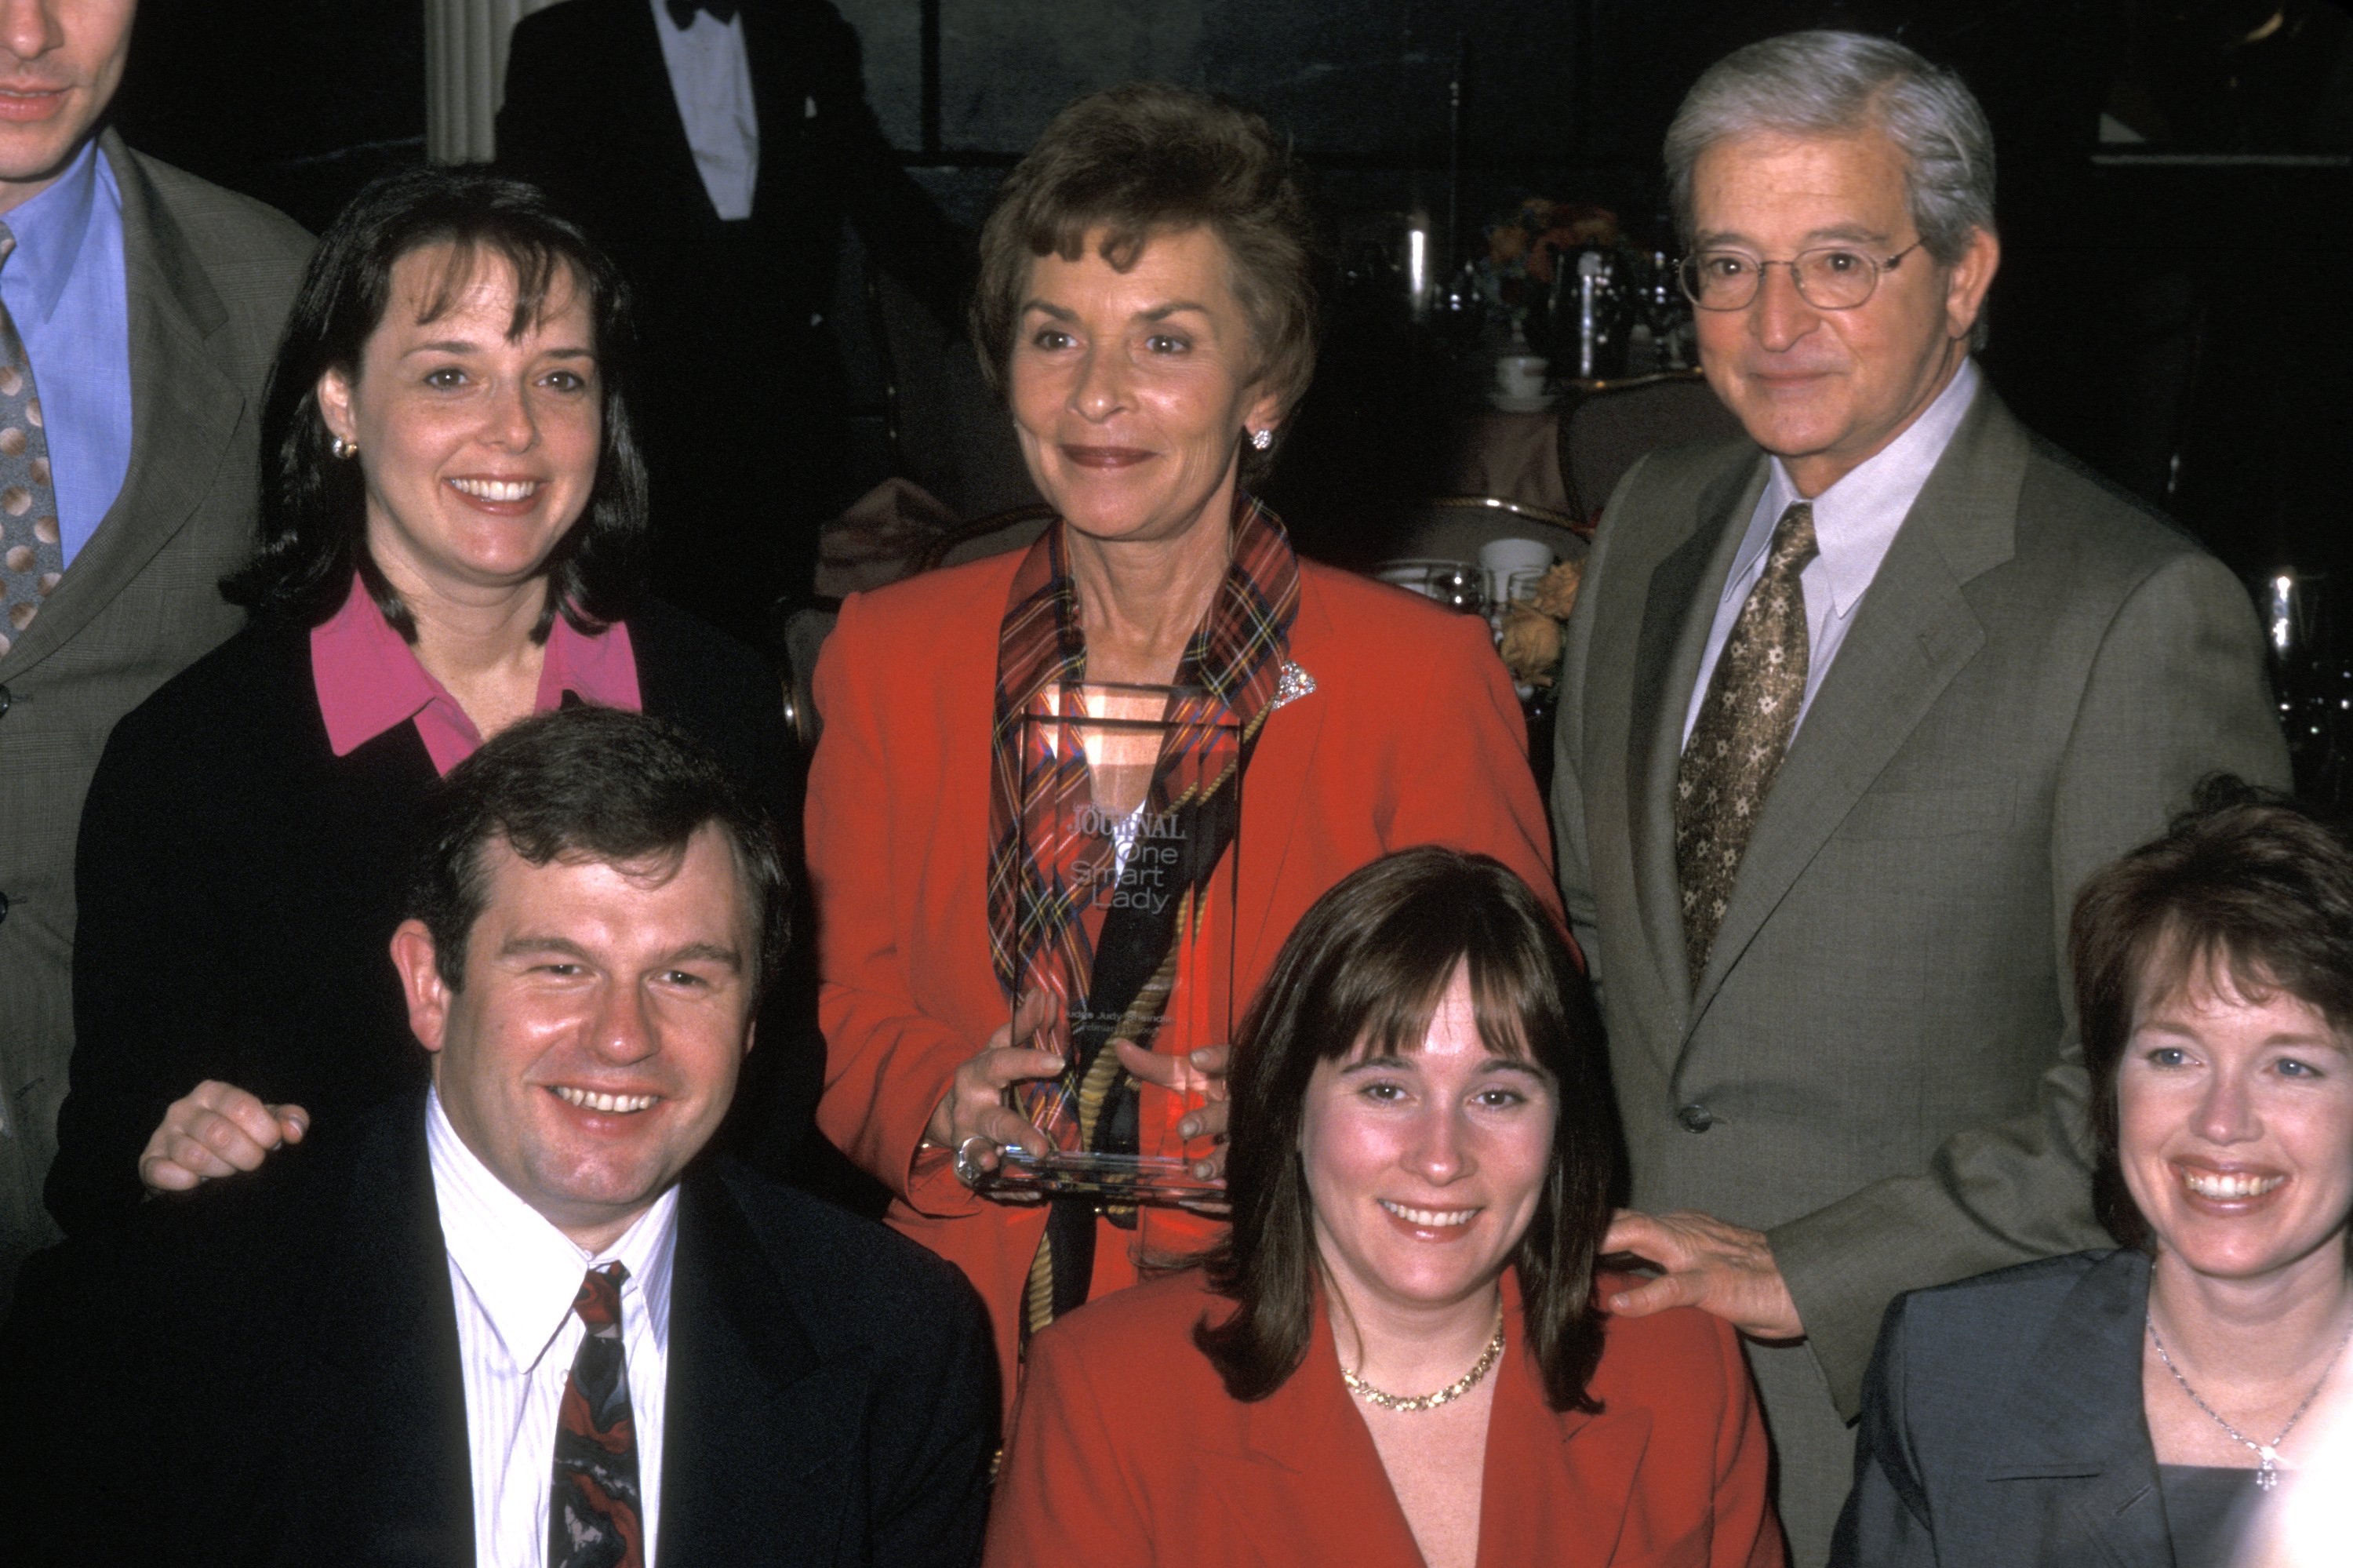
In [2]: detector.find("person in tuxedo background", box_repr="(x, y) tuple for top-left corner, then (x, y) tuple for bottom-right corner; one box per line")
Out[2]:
(1548, 30), (2289, 1560)
(5, 706), (995, 1567)
(0, 0), (311, 1302)
(496, 0), (971, 641)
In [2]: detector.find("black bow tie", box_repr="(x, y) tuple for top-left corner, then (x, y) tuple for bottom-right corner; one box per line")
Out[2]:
(665, 0), (740, 27)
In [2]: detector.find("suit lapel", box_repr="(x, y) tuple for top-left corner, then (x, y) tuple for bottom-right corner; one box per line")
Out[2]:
(293, 1104), (477, 1565)
(1689, 391), (2024, 1025)
(1475, 1286), (1649, 1566)
(660, 1166), (847, 1567)
(0, 133), (241, 676)
(1231, 568), (1329, 983)
(740, 0), (804, 217)
(1206, 1305), (1429, 1568)
(1622, 457), (1765, 1065)
(1985, 1251), (2177, 1568)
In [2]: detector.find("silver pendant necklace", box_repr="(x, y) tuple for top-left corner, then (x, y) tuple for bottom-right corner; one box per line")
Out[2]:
(2146, 1304), (2353, 1491)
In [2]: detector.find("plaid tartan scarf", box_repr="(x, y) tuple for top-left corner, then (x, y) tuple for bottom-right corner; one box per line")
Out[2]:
(985, 492), (1300, 1341)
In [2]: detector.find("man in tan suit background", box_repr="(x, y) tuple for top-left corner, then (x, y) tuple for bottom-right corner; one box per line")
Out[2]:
(0, 0), (309, 1298)
(1551, 31), (2290, 1562)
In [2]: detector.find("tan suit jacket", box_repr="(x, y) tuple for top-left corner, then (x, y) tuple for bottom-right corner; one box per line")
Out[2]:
(1551, 384), (2288, 1559)
(0, 131), (307, 1296)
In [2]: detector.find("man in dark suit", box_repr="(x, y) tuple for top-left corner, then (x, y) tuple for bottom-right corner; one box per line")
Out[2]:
(0, 0), (311, 1301)
(496, 0), (969, 638)
(3, 707), (995, 1566)
(1549, 31), (2289, 1562)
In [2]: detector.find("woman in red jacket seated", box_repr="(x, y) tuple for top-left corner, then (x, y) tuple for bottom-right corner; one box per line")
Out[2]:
(808, 83), (1556, 1404)
(987, 849), (1784, 1568)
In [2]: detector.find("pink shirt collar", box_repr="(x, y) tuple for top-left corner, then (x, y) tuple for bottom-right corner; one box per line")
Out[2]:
(311, 575), (642, 776)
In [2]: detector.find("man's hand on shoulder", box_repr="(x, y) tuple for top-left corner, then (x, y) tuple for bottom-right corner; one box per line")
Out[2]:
(1603, 1208), (1804, 1341)
(139, 1081), (308, 1195)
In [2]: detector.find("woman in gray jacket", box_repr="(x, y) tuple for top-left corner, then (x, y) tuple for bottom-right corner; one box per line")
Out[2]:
(1835, 779), (2353, 1568)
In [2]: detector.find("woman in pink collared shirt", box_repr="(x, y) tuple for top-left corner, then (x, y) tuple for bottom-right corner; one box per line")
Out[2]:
(47, 169), (796, 1235)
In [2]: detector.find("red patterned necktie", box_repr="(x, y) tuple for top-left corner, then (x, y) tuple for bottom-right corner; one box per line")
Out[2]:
(549, 1263), (644, 1568)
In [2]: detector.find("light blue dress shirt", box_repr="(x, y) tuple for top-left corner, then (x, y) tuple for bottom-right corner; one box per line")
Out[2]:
(1, 137), (132, 567)
(1682, 357), (1983, 745)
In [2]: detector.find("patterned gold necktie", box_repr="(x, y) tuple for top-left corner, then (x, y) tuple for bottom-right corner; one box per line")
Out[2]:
(0, 221), (62, 659)
(1675, 501), (1818, 984)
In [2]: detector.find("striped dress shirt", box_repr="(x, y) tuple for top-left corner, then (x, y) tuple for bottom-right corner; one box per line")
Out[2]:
(427, 1089), (678, 1568)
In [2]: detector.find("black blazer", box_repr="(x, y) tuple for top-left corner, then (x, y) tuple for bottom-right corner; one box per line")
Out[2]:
(3, 1094), (996, 1566)
(49, 598), (809, 1235)
(496, 0), (967, 328)
(1831, 1249), (2180, 1567)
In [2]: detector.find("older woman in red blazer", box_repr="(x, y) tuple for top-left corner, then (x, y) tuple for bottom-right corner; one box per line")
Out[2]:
(987, 851), (1783, 1568)
(808, 85), (1555, 1403)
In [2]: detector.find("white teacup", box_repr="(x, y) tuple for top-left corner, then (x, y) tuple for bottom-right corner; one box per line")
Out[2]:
(1494, 353), (1548, 402)
(1479, 537), (1555, 606)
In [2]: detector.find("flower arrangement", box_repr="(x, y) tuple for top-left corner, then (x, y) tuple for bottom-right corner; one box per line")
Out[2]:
(1476, 198), (1623, 334)
(1497, 559), (1585, 689)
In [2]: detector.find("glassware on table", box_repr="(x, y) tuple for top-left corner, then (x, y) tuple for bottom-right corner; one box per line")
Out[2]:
(1373, 559), (1488, 617)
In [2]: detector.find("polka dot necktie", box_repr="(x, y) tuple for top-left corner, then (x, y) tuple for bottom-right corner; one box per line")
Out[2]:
(0, 222), (62, 659)
(549, 1263), (644, 1568)
(1674, 502), (1818, 986)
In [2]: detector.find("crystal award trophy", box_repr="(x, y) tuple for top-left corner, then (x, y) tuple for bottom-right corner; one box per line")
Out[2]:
(987, 681), (1238, 1204)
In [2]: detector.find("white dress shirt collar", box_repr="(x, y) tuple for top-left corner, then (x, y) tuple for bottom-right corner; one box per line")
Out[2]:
(1683, 357), (1984, 744)
(426, 1086), (678, 1370)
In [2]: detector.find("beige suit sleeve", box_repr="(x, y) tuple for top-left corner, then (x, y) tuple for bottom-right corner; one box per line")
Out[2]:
(1771, 547), (2289, 1417)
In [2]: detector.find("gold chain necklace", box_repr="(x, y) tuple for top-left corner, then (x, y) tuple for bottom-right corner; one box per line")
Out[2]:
(1342, 1301), (1507, 1414)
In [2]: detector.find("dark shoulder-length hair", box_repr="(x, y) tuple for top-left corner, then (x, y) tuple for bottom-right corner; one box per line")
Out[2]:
(971, 82), (1321, 467)
(224, 166), (649, 641)
(1195, 846), (1621, 1413)
(2073, 775), (2353, 1250)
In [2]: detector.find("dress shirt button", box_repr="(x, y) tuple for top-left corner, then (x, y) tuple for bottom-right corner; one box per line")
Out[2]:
(0, 890), (10, 923)
(1675, 1102), (1715, 1133)
(0, 683), (11, 716)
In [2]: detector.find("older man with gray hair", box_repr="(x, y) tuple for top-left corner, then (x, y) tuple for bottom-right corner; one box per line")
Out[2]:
(1551, 30), (2289, 1559)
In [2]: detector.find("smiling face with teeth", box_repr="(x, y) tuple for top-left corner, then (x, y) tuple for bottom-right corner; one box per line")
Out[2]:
(2118, 967), (2353, 1294)
(317, 242), (602, 618)
(1299, 965), (1558, 1330)
(392, 826), (758, 1251)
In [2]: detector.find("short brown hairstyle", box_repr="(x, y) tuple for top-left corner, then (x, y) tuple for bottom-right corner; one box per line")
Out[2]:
(971, 83), (1320, 432)
(1194, 847), (1620, 1413)
(404, 707), (788, 1001)
(2072, 776), (2353, 1250)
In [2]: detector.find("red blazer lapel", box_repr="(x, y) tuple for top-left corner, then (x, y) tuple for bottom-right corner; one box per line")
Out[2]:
(1231, 568), (1330, 981)
(1479, 1351), (1651, 1566)
(1210, 1300), (1431, 1568)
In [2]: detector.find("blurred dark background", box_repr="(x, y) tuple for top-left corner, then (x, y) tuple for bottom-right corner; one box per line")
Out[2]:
(113, 0), (2351, 658)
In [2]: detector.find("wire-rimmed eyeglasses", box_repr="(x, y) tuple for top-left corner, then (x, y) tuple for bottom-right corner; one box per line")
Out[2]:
(1676, 240), (1926, 311)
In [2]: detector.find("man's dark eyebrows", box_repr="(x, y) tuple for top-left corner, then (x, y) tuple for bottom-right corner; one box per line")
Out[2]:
(497, 933), (593, 961)
(664, 940), (744, 971)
